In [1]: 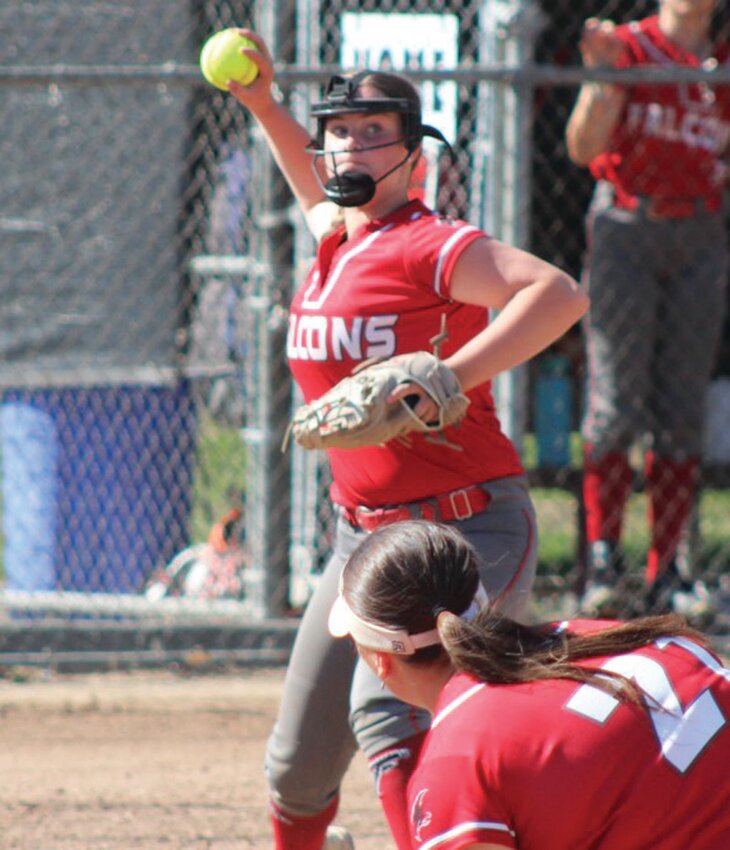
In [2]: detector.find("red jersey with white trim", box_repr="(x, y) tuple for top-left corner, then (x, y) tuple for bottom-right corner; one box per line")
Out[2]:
(590, 16), (730, 201)
(408, 619), (730, 850)
(287, 199), (523, 509)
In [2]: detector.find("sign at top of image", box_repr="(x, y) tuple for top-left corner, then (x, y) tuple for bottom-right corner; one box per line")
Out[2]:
(340, 13), (459, 144)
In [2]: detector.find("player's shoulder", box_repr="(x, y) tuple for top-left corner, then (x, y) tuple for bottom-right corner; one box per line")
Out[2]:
(394, 205), (487, 283)
(613, 16), (645, 42)
(614, 15), (661, 57)
(402, 201), (478, 234)
(431, 672), (487, 724)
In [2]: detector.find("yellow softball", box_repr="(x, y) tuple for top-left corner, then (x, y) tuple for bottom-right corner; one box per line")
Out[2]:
(199, 29), (259, 91)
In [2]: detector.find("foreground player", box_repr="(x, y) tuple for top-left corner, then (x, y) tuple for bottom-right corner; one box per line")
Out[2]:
(566, 0), (730, 615)
(228, 30), (588, 850)
(330, 520), (730, 850)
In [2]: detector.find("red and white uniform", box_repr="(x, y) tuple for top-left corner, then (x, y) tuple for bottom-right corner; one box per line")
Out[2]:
(590, 15), (730, 203)
(287, 199), (523, 509)
(408, 620), (730, 850)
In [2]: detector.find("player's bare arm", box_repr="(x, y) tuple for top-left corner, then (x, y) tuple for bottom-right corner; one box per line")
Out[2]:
(228, 30), (327, 216)
(440, 237), (589, 393)
(565, 18), (628, 165)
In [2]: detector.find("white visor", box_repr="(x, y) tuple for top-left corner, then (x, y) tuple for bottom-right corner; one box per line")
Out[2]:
(328, 579), (489, 655)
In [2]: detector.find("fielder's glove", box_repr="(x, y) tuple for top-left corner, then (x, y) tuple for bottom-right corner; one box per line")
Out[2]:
(285, 351), (470, 451)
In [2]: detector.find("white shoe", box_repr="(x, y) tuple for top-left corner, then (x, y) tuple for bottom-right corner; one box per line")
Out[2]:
(323, 825), (355, 850)
(580, 582), (621, 617)
(671, 580), (715, 621)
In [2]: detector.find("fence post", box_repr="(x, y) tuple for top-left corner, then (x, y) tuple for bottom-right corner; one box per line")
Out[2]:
(242, 0), (298, 619)
(476, 0), (547, 452)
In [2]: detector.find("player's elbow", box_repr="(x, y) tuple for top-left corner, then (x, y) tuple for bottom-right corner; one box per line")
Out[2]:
(565, 130), (596, 167)
(552, 272), (590, 326)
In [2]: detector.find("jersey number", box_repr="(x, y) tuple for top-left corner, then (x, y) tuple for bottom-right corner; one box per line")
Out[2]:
(565, 637), (727, 773)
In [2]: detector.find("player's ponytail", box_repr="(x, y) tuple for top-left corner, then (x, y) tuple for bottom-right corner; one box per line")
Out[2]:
(341, 520), (710, 705)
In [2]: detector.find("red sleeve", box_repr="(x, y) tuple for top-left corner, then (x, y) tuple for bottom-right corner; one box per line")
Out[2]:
(613, 22), (639, 70)
(402, 215), (486, 300)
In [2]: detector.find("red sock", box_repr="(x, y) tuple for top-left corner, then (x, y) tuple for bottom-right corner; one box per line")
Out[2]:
(583, 447), (633, 543)
(644, 453), (698, 584)
(368, 732), (427, 850)
(270, 794), (338, 850)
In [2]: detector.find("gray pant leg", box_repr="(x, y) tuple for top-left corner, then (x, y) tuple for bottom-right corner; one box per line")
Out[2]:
(582, 206), (660, 453)
(649, 214), (728, 456)
(264, 517), (363, 817)
(462, 474), (538, 621)
(582, 199), (729, 459)
(351, 476), (537, 758)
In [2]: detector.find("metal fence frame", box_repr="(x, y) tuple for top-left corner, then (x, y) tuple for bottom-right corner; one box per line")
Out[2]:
(1, 0), (729, 666)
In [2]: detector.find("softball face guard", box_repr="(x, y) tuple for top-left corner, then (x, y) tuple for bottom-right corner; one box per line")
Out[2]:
(309, 71), (453, 207)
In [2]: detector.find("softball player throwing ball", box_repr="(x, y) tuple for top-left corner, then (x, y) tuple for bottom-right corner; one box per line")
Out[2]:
(330, 520), (730, 850)
(566, 0), (730, 615)
(228, 30), (588, 850)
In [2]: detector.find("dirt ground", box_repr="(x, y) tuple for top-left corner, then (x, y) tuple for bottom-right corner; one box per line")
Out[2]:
(0, 667), (394, 850)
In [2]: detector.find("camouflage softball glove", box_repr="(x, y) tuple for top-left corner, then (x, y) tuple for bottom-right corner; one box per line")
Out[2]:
(286, 351), (470, 451)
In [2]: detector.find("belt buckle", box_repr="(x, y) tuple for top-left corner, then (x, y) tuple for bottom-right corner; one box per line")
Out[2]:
(354, 505), (382, 523)
(448, 488), (473, 521)
(646, 197), (695, 221)
(645, 197), (671, 221)
(646, 200), (665, 222)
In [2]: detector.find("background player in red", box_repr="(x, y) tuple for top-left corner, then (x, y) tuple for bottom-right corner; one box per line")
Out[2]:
(228, 30), (588, 850)
(565, 0), (730, 616)
(330, 519), (730, 850)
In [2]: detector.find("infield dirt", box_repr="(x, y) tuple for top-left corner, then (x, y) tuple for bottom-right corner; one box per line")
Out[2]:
(0, 667), (393, 849)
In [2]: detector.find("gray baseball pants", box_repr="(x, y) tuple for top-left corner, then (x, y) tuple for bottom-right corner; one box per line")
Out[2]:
(264, 474), (537, 817)
(582, 183), (728, 458)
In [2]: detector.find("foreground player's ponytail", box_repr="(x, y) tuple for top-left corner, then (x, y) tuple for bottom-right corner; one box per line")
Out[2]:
(342, 520), (709, 704)
(435, 608), (706, 705)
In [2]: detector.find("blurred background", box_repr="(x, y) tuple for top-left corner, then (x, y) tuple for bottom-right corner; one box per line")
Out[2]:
(1, 0), (728, 667)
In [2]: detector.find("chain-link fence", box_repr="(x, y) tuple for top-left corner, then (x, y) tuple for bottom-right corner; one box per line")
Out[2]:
(1, 0), (729, 665)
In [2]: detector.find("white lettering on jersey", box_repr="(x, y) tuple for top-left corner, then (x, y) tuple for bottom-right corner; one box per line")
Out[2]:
(305, 315), (328, 361)
(365, 314), (398, 358)
(565, 643), (728, 773)
(287, 314), (398, 362)
(331, 316), (363, 360)
(624, 24), (730, 155)
(626, 102), (730, 153)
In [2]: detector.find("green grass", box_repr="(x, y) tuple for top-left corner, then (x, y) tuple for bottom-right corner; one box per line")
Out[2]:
(532, 485), (730, 578)
(189, 411), (247, 543)
(2, 420), (729, 586)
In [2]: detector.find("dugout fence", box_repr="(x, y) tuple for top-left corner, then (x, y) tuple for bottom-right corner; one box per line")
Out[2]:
(1, 0), (729, 667)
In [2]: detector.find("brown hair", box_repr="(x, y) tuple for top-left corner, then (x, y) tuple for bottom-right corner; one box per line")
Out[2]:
(353, 70), (422, 115)
(342, 520), (710, 704)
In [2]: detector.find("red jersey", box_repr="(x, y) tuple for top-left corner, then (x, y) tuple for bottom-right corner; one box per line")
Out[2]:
(408, 620), (730, 850)
(287, 200), (523, 509)
(590, 16), (730, 201)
